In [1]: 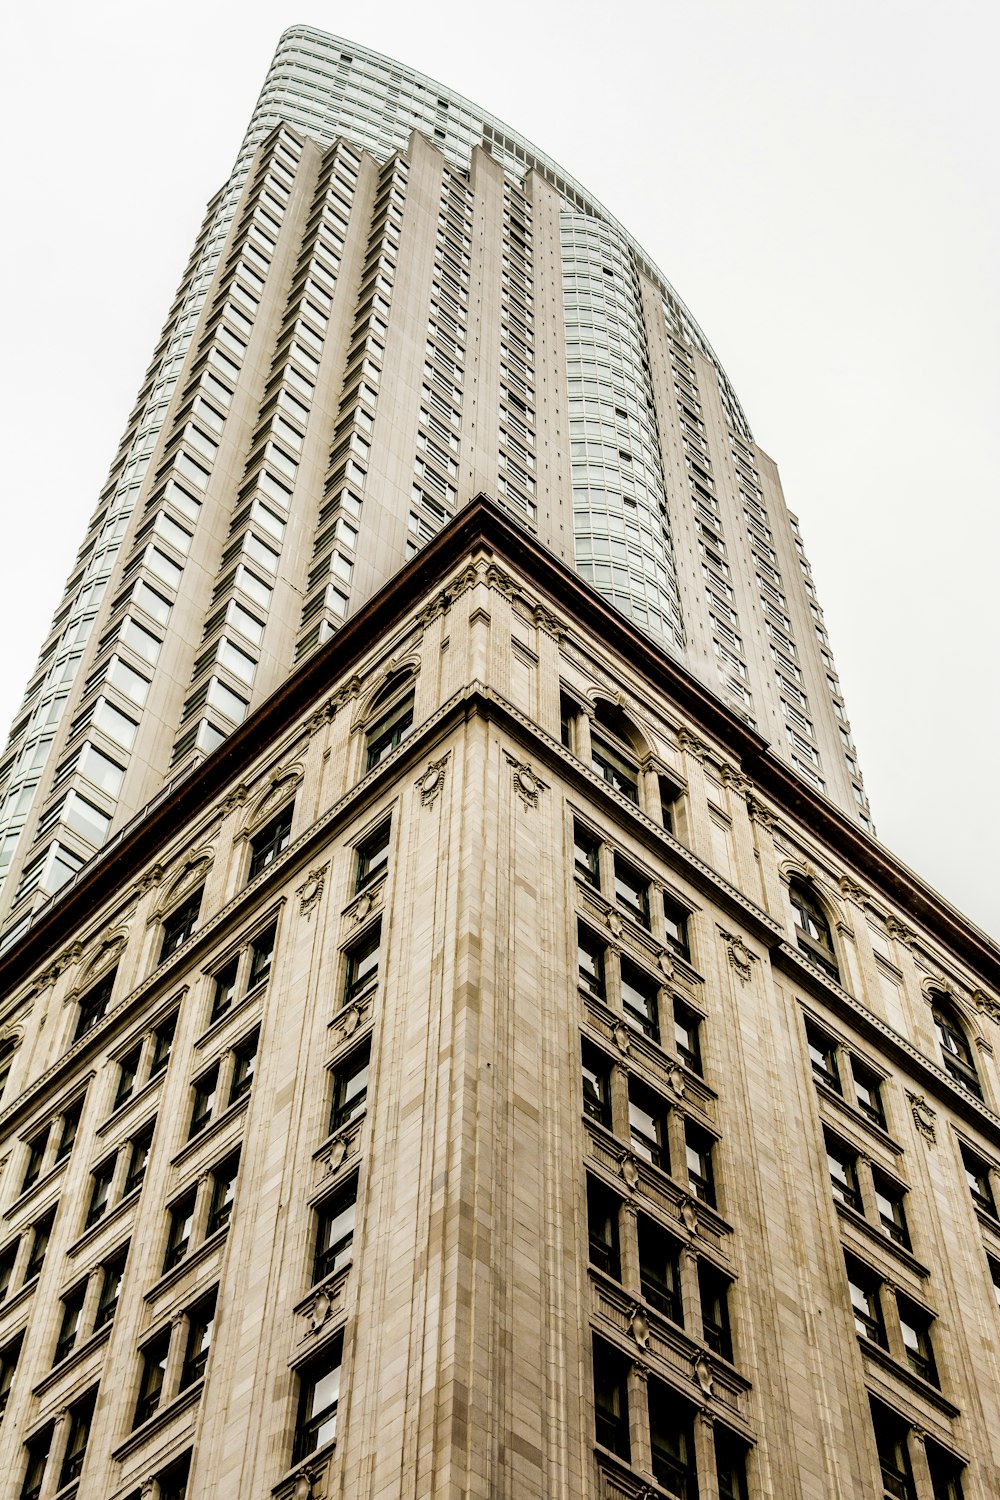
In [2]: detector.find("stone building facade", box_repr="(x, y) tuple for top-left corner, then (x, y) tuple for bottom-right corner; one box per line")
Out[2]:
(0, 502), (995, 1499)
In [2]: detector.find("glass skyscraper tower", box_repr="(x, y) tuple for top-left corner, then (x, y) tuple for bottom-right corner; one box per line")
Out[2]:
(0, 27), (869, 947)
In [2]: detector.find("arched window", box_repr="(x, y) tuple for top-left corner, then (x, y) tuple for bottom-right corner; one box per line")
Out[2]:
(590, 701), (642, 805)
(788, 878), (840, 982)
(931, 996), (982, 1099)
(364, 672), (416, 772)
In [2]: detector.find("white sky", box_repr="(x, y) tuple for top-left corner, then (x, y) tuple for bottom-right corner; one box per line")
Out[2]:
(1, 1), (997, 935)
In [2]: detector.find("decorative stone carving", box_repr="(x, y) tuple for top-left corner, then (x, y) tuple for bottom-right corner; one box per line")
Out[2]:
(676, 727), (709, 763)
(719, 928), (756, 983)
(667, 1063), (686, 1097)
(350, 888), (381, 925)
(504, 752), (544, 809)
(885, 915), (916, 949)
(416, 753), (450, 807)
(297, 865), (328, 921)
(837, 874), (868, 906)
(220, 783), (249, 815)
(629, 1304), (650, 1350)
(906, 1090), (937, 1144)
(336, 999), (370, 1041)
(657, 950), (674, 979)
(612, 1021), (631, 1054)
(619, 1154), (640, 1191)
(292, 1477), (313, 1500)
(484, 563), (520, 600)
(694, 1354), (714, 1395)
(719, 764), (751, 797)
(307, 1286), (336, 1333)
(136, 863), (165, 894)
(745, 796), (778, 832)
(605, 910), (624, 939)
(532, 604), (565, 640)
(973, 989), (1000, 1026)
(680, 1197), (699, 1233)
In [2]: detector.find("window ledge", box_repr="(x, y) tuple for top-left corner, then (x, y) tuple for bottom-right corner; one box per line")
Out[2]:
(0, 1275), (38, 1325)
(97, 1073), (163, 1137)
(194, 985), (264, 1052)
(3, 1158), (69, 1222)
(814, 1079), (904, 1157)
(170, 1093), (249, 1168)
(580, 994), (718, 1114)
(834, 1201), (931, 1280)
(112, 1380), (204, 1461)
(271, 1441), (335, 1499)
(858, 1337), (959, 1418)
(66, 1187), (141, 1260)
(32, 1320), (113, 1396)
(143, 1225), (229, 1303)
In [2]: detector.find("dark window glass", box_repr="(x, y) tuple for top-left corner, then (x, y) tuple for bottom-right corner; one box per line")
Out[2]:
(164, 1190), (197, 1271)
(805, 1020), (841, 1092)
(54, 1282), (87, 1365)
(0, 1242), (18, 1304)
(133, 1331), (170, 1427)
(180, 1291), (216, 1389)
(122, 1121), (153, 1196)
(294, 1334), (343, 1461)
(189, 1065), (219, 1138)
(54, 1099), (83, 1164)
(115, 1044), (142, 1108)
(248, 805), (294, 881)
(870, 1401), (917, 1500)
(592, 1336), (630, 1458)
(577, 925), (606, 1001)
(160, 888), (203, 962)
(58, 1387), (96, 1487)
(715, 1428), (750, 1500)
(851, 1059), (886, 1127)
(559, 693), (576, 751)
(898, 1297), (937, 1385)
(673, 999), (702, 1074)
(826, 1133), (862, 1213)
(582, 1044), (612, 1129)
(662, 896), (690, 960)
(343, 924), (381, 1007)
(74, 969), (117, 1042)
(961, 1146), (997, 1218)
(206, 1152), (240, 1237)
(248, 921), (277, 989)
(648, 1377), (696, 1498)
(20, 1426), (52, 1500)
(24, 1210), (53, 1282)
(229, 1031), (258, 1104)
(990, 1255), (1000, 1312)
(356, 823), (391, 891)
(157, 1451), (191, 1500)
(873, 1172), (911, 1249)
(573, 823), (601, 887)
(685, 1124), (716, 1206)
(699, 1261), (733, 1360)
(591, 736), (639, 803)
(638, 1215), (682, 1323)
(789, 879), (839, 980)
(148, 1013), (177, 1079)
(614, 855), (650, 928)
(211, 957), (240, 1022)
(21, 1131), (47, 1195)
(0, 1332), (23, 1419)
(659, 776), (678, 834)
(365, 690), (414, 770)
(932, 1001), (982, 1099)
(330, 1045), (370, 1132)
(586, 1177), (621, 1279)
(94, 1245), (128, 1328)
(314, 1178), (357, 1284)
(629, 1080), (669, 1171)
(846, 1256), (887, 1348)
(621, 958), (660, 1043)
(927, 1441), (965, 1500)
(0, 1045), (13, 1103)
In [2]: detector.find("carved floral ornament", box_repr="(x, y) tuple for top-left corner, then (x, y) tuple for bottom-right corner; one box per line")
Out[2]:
(973, 989), (1000, 1026)
(718, 928), (756, 984)
(415, 752), (450, 807)
(297, 865), (329, 920)
(503, 752), (546, 809)
(906, 1090), (937, 1144)
(243, 766), (303, 836)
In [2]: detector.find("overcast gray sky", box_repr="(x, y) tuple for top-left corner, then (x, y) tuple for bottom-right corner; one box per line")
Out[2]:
(1, 1), (997, 934)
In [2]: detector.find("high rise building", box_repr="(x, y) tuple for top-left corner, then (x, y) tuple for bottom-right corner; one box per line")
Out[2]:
(0, 28), (997, 1500)
(0, 29), (870, 954)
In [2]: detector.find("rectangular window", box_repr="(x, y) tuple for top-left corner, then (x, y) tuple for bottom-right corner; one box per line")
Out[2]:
(115, 1043), (142, 1108)
(873, 1171), (910, 1249)
(586, 1177), (621, 1279)
(294, 1334), (344, 1461)
(926, 1441), (966, 1500)
(715, 1427), (750, 1500)
(614, 856), (650, 928)
(314, 1177), (357, 1284)
(662, 896), (690, 959)
(621, 959), (660, 1043)
(685, 1123), (716, 1206)
(0, 1333), (23, 1419)
(133, 1330), (171, 1427)
(207, 1151), (241, 1237)
(577, 925), (606, 1001)
(124, 1119), (155, 1195)
(851, 1058), (885, 1126)
(699, 1261), (733, 1360)
(846, 1255), (887, 1348)
(898, 1297), (937, 1385)
(365, 692), (414, 770)
(189, 1065), (219, 1138)
(871, 1400), (917, 1500)
(247, 921), (277, 990)
(58, 1387), (96, 1488)
(94, 1244), (128, 1328)
(573, 823), (601, 887)
(248, 805), (294, 880)
(86, 1158), (115, 1228)
(582, 1043), (612, 1129)
(20, 1426), (52, 1500)
(21, 1131), (47, 1195)
(159, 887), (203, 962)
(826, 1133), (862, 1213)
(648, 1377), (696, 1497)
(180, 1290), (217, 1389)
(638, 1214), (682, 1323)
(164, 1190), (197, 1271)
(592, 1336), (630, 1459)
(962, 1145), (997, 1217)
(54, 1282), (86, 1364)
(806, 1020), (841, 1092)
(629, 1080), (669, 1171)
(591, 736), (638, 803)
(0, 1241), (19, 1304)
(24, 1210), (54, 1283)
(53, 1098), (83, 1164)
(355, 822), (391, 891)
(330, 1045), (370, 1133)
(148, 1013), (177, 1079)
(673, 999), (702, 1074)
(229, 1031), (258, 1104)
(211, 956), (240, 1022)
(343, 924), (381, 1008)
(74, 969), (117, 1042)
